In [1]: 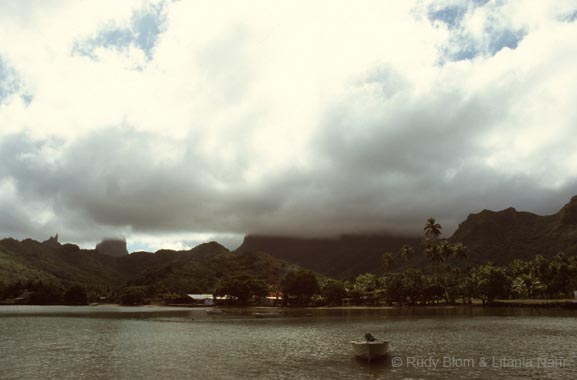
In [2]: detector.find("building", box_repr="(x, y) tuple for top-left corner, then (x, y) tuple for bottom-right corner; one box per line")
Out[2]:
(262, 292), (283, 306)
(187, 294), (215, 306)
(187, 294), (232, 305)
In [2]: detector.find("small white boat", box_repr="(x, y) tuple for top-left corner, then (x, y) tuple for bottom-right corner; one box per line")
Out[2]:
(350, 340), (388, 361)
(252, 312), (283, 318)
(206, 309), (225, 315)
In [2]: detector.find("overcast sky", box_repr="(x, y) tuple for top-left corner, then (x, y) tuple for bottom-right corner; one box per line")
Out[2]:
(1, 0), (577, 251)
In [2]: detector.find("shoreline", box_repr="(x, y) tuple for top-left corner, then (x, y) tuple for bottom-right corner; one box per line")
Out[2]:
(2, 300), (576, 309)
(488, 299), (577, 309)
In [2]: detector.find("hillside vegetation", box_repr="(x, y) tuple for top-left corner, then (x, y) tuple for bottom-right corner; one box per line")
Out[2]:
(236, 196), (577, 278)
(2, 195), (577, 306)
(451, 195), (577, 264)
(0, 238), (305, 305)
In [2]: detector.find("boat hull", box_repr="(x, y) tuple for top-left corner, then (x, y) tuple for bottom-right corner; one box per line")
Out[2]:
(350, 341), (388, 361)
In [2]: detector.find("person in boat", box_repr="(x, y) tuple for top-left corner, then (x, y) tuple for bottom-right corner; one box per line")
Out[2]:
(364, 333), (376, 342)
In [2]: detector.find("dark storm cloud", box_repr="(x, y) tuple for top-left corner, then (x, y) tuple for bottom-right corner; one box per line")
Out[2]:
(301, 65), (577, 234)
(0, 128), (288, 240)
(2, 0), (577, 248)
(2, 80), (576, 244)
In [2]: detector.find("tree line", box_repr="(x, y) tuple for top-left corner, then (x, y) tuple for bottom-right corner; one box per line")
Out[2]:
(2, 218), (576, 306)
(328, 218), (577, 306)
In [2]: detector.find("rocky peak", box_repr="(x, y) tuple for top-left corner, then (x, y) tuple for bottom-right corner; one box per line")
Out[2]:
(95, 239), (128, 257)
(42, 234), (61, 249)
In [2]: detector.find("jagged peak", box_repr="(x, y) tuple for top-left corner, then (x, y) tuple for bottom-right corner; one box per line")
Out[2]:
(42, 234), (61, 248)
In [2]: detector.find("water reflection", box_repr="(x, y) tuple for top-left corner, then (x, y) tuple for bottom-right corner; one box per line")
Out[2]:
(0, 306), (576, 380)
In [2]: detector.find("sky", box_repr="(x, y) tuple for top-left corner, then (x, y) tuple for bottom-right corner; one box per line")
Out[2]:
(1, 0), (577, 252)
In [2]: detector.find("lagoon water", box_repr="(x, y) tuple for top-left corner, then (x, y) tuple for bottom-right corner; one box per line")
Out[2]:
(0, 306), (576, 380)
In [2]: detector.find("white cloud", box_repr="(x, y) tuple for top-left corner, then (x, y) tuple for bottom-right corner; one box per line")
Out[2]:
(1, 0), (577, 249)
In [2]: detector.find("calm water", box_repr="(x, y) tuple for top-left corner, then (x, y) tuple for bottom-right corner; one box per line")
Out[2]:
(0, 306), (576, 380)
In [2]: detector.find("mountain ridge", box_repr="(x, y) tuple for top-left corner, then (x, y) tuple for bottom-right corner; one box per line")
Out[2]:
(450, 195), (577, 263)
(236, 233), (423, 279)
(2, 195), (577, 286)
(235, 195), (577, 277)
(0, 238), (301, 296)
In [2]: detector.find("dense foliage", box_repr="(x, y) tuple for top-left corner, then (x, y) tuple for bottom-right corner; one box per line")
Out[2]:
(2, 215), (577, 307)
(215, 276), (269, 305)
(0, 238), (311, 305)
(281, 270), (320, 304)
(340, 252), (577, 306)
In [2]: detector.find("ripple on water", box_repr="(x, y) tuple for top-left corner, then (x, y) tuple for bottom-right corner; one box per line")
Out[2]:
(0, 306), (576, 380)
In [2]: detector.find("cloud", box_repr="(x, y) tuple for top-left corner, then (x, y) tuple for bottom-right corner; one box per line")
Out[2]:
(73, 1), (168, 63)
(425, 0), (528, 61)
(0, 58), (21, 102)
(1, 0), (577, 250)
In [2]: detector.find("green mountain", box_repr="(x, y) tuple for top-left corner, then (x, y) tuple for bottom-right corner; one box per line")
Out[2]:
(3, 194), (577, 294)
(0, 238), (122, 286)
(235, 195), (577, 277)
(127, 248), (300, 293)
(235, 234), (422, 279)
(450, 195), (577, 264)
(0, 238), (300, 294)
(0, 246), (59, 284)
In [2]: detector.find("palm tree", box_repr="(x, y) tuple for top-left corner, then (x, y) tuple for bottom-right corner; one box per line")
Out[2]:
(451, 242), (469, 260)
(382, 252), (395, 272)
(424, 241), (444, 267)
(400, 245), (414, 264)
(424, 218), (442, 241)
(438, 240), (453, 262)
